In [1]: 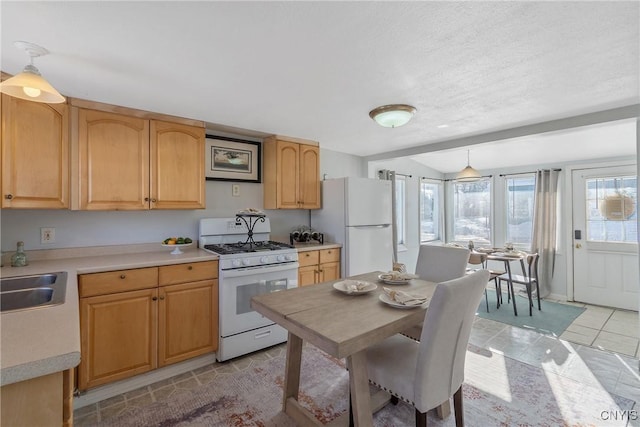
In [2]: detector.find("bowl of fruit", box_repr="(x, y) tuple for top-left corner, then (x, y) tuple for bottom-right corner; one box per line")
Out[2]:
(161, 237), (193, 255)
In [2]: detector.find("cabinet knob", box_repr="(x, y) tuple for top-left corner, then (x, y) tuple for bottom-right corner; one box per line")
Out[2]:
(144, 197), (150, 202)
(305, 253), (310, 257)
(159, 296), (165, 300)
(151, 198), (157, 203)
(4, 194), (13, 200)
(152, 296), (158, 301)
(188, 265), (193, 270)
(120, 274), (126, 279)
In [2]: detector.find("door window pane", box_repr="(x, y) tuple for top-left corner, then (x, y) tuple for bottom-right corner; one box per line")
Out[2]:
(453, 179), (491, 245)
(586, 176), (637, 242)
(420, 180), (441, 242)
(505, 176), (535, 247)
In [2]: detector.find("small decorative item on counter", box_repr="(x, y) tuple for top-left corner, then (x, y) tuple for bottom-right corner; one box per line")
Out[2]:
(162, 237), (193, 245)
(289, 226), (323, 244)
(11, 241), (28, 267)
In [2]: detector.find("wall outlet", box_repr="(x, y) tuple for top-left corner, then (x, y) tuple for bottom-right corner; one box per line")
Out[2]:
(41, 227), (55, 244)
(232, 184), (240, 197)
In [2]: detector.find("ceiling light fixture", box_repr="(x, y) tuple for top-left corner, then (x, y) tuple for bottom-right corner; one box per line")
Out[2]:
(456, 150), (482, 182)
(0, 41), (65, 104)
(369, 104), (416, 128)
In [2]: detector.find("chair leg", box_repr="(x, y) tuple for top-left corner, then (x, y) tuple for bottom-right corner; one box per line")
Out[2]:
(493, 278), (501, 308)
(485, 289), (489, 312)
(415, 408), (427, 427)
(509, 280), (518, 316)
(535, 280), (541, 310)
(390, 395), (399, 405)
(526, 283), (533, 316)
(453, 386), (464, 427)
(348, 392), (354, 427)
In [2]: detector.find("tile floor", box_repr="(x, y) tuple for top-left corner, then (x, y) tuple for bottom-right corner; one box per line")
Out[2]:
(74, 300), (639, 425)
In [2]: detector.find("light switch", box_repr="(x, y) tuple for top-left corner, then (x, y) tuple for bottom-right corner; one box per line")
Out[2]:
(232, 184), (240, 197)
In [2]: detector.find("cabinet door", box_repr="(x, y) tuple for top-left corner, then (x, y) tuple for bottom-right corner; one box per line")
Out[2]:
(1, 95), (69, 208)
(319, 261), (340, 282)
(150, 120), (205, 209)
(276, 140), (300, 209)
(299, 265), (318, 286)
(298, 144), (320, 209)
(77, 109), (149, 210)
(158, 279), (218, 367)
(79, 288), (158, 390)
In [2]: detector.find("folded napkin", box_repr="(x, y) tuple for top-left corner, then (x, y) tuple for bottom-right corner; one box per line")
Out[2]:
(380, 271), (419, 281)
(383, 287), (428, 306)
(341, 279), (370, 294)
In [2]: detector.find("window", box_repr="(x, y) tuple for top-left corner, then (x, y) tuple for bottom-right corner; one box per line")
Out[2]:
(586, 176), (637, 243)
(420, 180), (442, 242)
(505, 175), (535, 248)
(395, 176), (406, 246)
(452, 179), (491, 245)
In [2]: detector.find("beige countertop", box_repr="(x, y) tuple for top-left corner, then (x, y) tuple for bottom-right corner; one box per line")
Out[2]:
(0, 246), (218, 386)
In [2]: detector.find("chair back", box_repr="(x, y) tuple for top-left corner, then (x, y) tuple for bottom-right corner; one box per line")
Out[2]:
(526, 253), (540, 282)
(415, 245), (470, 283)
(467, 252), (487, 267)
(413, 270), (490, 411)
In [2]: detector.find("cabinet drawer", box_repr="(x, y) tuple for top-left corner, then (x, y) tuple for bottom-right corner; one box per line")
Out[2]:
(79, 267), (158, 297)
(158, 261), (218, 286)
(320, 248), (340, 264)
(298, 250), (319, 267)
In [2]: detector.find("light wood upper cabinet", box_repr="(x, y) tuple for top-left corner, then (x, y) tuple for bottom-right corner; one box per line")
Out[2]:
(77, 109), (149, 210)
(72, 100), (205, 210)
(263, 136), (321, 209)
(151, 120), (205, 209)
(1, 94), (69, 209)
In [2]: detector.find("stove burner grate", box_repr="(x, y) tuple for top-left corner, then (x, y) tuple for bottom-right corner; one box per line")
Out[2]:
(204, 240), (294, 255)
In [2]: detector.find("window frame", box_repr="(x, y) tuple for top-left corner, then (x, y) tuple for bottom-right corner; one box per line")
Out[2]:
(419, 178), (443, 243)
(450, 178), (493, 246)
(504, 174), (536, 250)
(395, 175), (407, 248)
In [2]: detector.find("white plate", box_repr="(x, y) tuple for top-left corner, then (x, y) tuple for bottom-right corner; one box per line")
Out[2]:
(161, 242), (193, 255)
(333, 280), (377, 295)
(379, 293), (429, 309)
(377, 274), (415, 285)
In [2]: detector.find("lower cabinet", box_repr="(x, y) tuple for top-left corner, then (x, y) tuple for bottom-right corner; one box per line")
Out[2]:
(1, 369), (74, 427)
(78, 261), (218, 390)
(298, 248), (341, 286)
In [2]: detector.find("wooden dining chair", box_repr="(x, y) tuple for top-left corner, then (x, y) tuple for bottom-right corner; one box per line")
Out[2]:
(467, 252), (503, 312)
(356, 270), (490, 427)
(497, 253), (540, 316)
(402, 244), (470, 340)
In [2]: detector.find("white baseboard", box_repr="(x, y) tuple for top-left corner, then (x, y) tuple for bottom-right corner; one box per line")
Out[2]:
(73, 352), (217, 409)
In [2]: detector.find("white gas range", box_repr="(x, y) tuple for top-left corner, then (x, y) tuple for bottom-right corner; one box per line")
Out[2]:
(199, 216), (299, 361)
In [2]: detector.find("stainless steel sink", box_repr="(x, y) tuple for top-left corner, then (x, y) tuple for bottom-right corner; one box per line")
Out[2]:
(1, 272), (67, 313)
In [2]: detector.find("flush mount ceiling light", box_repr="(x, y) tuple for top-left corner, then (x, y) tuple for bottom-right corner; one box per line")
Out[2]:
(369, 104), (416, 128)
(0, 41), (65, 104)
(455, 150), (482, 182)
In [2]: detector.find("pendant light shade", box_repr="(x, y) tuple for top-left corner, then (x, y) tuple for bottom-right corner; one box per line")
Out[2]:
(456, 150), (482, 182)
(369, 104), (416, 128)
(0, 41), (65, 104)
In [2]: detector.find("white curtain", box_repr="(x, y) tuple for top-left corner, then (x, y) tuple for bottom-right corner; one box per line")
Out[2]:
(378, 169), (398, 264)
(531, 169), (560, 297)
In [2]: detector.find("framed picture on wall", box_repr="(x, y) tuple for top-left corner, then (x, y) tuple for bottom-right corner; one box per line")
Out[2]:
(205, 135), (261, 183)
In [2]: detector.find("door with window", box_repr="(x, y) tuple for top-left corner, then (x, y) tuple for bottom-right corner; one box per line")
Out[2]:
(572, 165), (638, 310)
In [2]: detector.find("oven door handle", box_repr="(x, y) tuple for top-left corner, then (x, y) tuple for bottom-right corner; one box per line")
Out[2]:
(221, 262), (300, 278)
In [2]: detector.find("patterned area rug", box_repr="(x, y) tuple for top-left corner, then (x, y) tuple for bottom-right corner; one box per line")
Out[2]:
(477, 289), (586, 336)
(95, 344), (634, 427)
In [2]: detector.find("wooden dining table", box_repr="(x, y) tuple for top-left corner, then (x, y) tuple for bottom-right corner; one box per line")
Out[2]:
(251, 271), (439, 427)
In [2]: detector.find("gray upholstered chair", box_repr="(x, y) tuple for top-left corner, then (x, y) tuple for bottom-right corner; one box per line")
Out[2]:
(402, 244), (470, 340)
(363, 270), (489, 427)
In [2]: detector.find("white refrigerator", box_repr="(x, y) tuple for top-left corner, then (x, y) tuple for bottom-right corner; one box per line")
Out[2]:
(311, 177), (393, 277)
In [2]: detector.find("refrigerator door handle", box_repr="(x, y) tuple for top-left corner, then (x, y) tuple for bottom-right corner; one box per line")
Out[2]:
(351, 224), (391, 228)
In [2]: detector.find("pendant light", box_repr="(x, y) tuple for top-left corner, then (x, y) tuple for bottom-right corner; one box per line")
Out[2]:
(456, 150), (482, 182)
(0, 41), (65, 104)
(369, 104), (416, 128)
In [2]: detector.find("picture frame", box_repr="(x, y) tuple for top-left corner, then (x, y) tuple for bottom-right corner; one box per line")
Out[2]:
(205, 135), (261, 183)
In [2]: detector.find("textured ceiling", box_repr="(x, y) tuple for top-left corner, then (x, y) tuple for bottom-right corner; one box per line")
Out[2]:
(1, 1), (638, 167)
